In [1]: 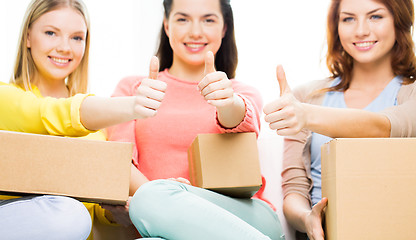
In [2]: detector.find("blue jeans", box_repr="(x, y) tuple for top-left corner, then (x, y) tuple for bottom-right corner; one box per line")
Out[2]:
(0, 195), (92, 240)
(129, 180), (284, 240)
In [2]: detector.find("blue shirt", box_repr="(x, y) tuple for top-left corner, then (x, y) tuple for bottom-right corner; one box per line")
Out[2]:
(309, 76), (402, 205)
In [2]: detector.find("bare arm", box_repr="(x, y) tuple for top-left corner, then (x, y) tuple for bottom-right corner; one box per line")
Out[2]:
(198, 51), (246, 128)
(216, 94), (246, 128)
(304, 104), (390, 138)
(284, 193), (327, 240)
(129, 164), (149, 196)
(264, 65), (391, 138)
(80, 56), (166, 131)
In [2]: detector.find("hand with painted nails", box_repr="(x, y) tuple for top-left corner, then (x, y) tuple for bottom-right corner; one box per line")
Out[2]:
(197, 51), (236, 108)
(263, 65), (307, 136)
(134, 56), (167, 119)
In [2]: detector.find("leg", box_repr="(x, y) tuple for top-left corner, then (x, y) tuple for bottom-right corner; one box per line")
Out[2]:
(129, 180), (284, 240)
(0, 195), (92, 240)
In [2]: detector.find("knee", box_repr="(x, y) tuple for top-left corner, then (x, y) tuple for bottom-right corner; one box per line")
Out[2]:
(129, 180), (182, 224)
(38, 196), (92, 240)
(130, 179), (175, 211)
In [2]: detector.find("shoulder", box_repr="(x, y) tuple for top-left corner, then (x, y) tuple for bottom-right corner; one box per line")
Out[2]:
(398, 80), (416, 102)
(292, 78), (333, 104)
(0, 82), (27, 94)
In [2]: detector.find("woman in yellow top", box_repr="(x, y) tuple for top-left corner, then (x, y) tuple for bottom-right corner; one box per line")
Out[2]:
(0, 0), (165, 239)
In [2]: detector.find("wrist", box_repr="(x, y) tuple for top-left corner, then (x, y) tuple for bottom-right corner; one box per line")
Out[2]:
(301, 103), (316, 131)
(216, 94), (246, 128)
(300, 209), (312, 233)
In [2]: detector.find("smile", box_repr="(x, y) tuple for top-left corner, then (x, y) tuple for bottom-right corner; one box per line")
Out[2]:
(184, 43), (207, 52)
(49, 56), (71, 64)
(353, 41), (377, 49)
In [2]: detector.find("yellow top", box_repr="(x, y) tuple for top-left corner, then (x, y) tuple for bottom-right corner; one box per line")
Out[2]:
(0, 82), (116, 239)
(0, 82), (95, 136)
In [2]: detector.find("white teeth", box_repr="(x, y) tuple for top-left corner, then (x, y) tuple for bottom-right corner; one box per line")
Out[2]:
(355, 41), (376, 48)
(51, 57), (70, 64)
(186, 43), (205, 48)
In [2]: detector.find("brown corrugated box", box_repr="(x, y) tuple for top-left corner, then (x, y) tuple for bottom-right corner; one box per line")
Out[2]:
(321, 138), (416, 240)
(0, 130), (132, 205)
(188, 132), (262, 198)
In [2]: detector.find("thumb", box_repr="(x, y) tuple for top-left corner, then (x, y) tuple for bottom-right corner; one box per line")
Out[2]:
(314, 197), (328, 215)
(149, 56), (160, 80)
(204, 51), (216, 76)
(276, 64), (291, 96)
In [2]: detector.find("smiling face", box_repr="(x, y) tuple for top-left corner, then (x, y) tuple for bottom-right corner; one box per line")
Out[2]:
(27, 7), (87, 84)
(338, 0), (396, 66)
(164, 0), (226, 68)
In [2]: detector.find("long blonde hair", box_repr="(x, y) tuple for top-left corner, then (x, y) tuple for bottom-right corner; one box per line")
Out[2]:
(11, 0), (90, 96)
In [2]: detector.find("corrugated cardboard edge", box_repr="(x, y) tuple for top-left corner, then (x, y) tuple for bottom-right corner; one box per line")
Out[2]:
(321, 138), (338, 240)
(0, 190), (128, 206)
(188, 136), (203, 187)
(207, 185), (261, 198)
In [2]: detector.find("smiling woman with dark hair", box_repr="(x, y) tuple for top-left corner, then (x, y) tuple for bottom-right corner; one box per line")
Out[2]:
(107, 0), (284, 239)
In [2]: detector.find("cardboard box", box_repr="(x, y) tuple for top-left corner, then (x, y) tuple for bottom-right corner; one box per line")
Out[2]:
(0, 130), (132, 205)
(321, 138), (416, 240)
(188, 132), (262, 198)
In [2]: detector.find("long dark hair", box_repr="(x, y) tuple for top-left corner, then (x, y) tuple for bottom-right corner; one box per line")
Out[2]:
(326, 0), (416, 92)
(156, 0), (238, 79)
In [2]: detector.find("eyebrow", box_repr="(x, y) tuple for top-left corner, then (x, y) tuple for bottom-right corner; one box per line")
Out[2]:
(340, 7), (385, 16)
(173, 12), (220, 18)
(44, 25), (86, 35)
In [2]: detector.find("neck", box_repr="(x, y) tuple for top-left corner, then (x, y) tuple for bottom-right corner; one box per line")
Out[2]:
(349, 58), (395, 90)
(34, 75), (69, 98)
(168, 59), (205, 83)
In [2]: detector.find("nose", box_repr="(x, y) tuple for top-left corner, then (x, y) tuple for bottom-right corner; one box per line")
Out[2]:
(355, 19), (370, 38)
(190, 22), (203, 39)
(56, 37), (71, 53)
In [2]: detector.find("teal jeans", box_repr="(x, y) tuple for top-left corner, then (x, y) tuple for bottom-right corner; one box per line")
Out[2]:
(129, 179), (284, 240)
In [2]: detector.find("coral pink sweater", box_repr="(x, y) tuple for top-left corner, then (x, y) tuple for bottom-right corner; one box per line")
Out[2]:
(108, 70), (272, 207)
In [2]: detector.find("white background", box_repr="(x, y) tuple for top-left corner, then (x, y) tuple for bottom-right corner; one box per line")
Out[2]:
(0, 0), (331, 137)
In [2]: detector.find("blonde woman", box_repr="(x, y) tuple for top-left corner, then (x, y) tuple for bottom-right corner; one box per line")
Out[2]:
(0, 0), (165, 239)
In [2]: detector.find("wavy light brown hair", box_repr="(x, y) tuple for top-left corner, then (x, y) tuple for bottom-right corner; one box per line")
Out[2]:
(326, 0), (416, 91)
(156, 0), (238, 79)
(11, 0), (90, 96)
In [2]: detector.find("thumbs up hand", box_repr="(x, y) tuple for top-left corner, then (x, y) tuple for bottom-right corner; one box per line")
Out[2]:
(263, 65), (307, 136)
(134, 56), (167, 119)
(197, 51), (235, 108)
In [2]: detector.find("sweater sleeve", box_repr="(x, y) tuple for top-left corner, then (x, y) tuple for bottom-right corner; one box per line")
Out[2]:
(280, 81), (327, 203)
(216, 80), (263, 136)
(106, 77), (140, 166)
(0, 83), (94, 136)
(281, 131), (312, 203)
(380, 82), (416, 137)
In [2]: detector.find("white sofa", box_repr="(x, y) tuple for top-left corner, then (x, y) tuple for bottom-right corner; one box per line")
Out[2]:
(257, 136), (296, 240)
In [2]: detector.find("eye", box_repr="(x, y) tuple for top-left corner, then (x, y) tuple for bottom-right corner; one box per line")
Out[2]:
(45, 31), (55, 36)
(176, 18), (188, 22)
(72, 36), (84, 41)
(341, 17), (354, 23)
(204, 18), (216, 23)
(370, 15), (383, 20)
